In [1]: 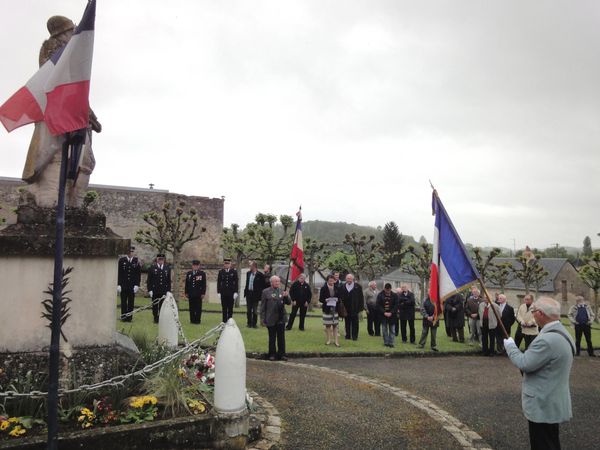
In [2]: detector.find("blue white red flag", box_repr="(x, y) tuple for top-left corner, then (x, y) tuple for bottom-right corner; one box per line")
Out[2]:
(429, 190), (479, 318)
(290, 208), (304, 282)
(0, 0), (96, 135)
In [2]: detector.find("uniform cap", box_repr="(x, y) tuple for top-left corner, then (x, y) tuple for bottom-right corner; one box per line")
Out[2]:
(223, 258), (231, 263)
(192, 259), (200, 265)
(156, 253), (166, 258)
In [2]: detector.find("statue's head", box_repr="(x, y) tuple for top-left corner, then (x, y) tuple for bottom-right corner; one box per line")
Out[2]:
(47, 15), (75, 38)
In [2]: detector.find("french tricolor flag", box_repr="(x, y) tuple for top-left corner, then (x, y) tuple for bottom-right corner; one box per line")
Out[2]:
(429, 190), (479, 318)
(290, 208), (304, 282)
(0, 0), (95, 136)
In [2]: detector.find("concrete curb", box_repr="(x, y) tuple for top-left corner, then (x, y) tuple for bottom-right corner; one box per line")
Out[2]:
(247, 389), (283, 450)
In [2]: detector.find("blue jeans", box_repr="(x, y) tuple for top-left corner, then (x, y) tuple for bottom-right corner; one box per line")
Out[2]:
(382, 320), (395, 346)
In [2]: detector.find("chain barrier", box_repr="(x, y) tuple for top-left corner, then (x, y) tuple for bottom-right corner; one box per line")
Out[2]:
(119, 295), (166, 320)
(0, 323), (225, 399)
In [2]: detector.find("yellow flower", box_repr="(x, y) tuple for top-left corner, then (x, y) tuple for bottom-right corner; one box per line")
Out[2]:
(8, 418), (18, 423)
(9, 425), (26, 437)
(0, 421), (9, 431)
(84, 422), (92, 429)
(77, 415), (85, 422)
(177, 368), (186, 378)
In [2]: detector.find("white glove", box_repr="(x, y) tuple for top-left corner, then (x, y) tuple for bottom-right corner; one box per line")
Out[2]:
(117, 285), (121, 294)
(167, 291), (172, 296)
(148, 291), (153, 298)
(133, 286), (139, 294)
(233, 293), (239, 301)
(503, 337), (516, 350)
(218, 293), (221, 299)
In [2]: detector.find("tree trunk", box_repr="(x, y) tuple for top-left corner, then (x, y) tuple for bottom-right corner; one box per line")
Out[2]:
(171, 252), (180, 300)
(594, 289), (599, 323)
(235, 255), (243, 307)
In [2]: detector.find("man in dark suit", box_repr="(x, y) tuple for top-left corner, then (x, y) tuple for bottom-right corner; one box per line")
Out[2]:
(184, 259), (206, 325)
(147, 253), (171, 324)
(117, 246), (141, 322)
(496, 293), (516, 353)
(217, 258), (239, 323)
(287, 273), (312, 331)
(244, 261), (265, 328)
(338, 273), (365, 340)
(397, 284), (416, 343)
(260, 275), (291, 361)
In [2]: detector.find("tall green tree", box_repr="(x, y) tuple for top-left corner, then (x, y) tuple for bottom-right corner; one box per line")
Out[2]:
(583, 236), (593, 257)
(472, 247), (501, 283)
(135, 199), (204, 298)
(382, 221), (405, 267)
(246, 213), (294, 266)
(509, 254), (549, 295)
(402, 243), (432, 302)
(578, 251), (600, 322)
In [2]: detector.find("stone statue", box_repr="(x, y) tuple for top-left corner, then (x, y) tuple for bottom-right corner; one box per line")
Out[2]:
(23, 15), (101, 208)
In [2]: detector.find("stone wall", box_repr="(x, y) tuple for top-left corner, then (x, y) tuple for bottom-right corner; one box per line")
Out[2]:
(0, 177), (224, 266)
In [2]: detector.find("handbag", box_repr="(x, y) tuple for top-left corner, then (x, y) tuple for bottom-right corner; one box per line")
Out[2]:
(337, 300), (348, 318)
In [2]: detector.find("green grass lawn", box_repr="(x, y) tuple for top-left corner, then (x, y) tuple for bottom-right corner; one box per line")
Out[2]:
(116, 298), (600, 355)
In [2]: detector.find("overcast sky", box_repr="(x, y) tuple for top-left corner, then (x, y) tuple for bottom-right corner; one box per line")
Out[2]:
(1, 1), (599, 250)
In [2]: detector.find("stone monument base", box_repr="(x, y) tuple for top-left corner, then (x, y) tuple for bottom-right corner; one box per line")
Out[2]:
(0, 202), (129, 352)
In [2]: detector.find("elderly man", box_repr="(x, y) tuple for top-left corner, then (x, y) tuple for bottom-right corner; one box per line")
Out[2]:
(397, 284), (416, 343)
(260, 276), (291, 361)
(567, 295), (596, 357)
(287, 274), (312, 331)
(338, 274), (365, 340)
(364, 281), (380, 336)
(244, 261), (265, 328)
(479, 299), (501, 356)
(465, 287), (483, 343)
(504, 297), (575, 450)
(495, 293), (515, 354)
(516, 294), (538, 350)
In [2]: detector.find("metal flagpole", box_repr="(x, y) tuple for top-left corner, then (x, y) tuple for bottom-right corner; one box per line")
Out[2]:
(47, 134), (70, 450)
(283, 206), (301, 291)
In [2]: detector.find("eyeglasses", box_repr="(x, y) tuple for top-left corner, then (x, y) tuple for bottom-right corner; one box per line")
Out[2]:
(530, 308), (541, 314)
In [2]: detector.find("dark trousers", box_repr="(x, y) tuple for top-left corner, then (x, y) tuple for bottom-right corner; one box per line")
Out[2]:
(221, 294), (234, 323)
(267, 323), (286, 358)
(450, 327), (465, 342)
(189, 296), (202, 324)
(400, 319), (415, 343)
(246, 298), (259, 327)
(152, 294), (166, 323)
(367, 304), (380, 336)
(496, 326), (512, 352)
(524, 334), (536, 350)
(481, 322), (496, 355)
(287, 304), (307, 330)
(528, 421), (560, 450)
(393, 316), (399, 336)
(120, 289), (135, 322)
(418, 325), (437, 348)
(575, 324), (594, 355)
(345, 314), (359, 340)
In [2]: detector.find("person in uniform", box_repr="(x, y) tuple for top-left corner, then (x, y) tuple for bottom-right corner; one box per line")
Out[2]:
(217, 258), (238, 323)
(117, 246), (141, 322)
(184, 259), (206, 325)
(286, 273), (312, 331)
(244, 261), (265, 328)
(147, 254), (171, 323)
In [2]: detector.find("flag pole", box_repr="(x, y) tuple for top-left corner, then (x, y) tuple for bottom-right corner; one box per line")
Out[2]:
(47, 134), (70, 450)
(478, 278), (509, 339)
(283, 205), (301, 291)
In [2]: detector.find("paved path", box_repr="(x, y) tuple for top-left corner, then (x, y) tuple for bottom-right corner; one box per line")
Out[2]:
(247, 354), (600, 450)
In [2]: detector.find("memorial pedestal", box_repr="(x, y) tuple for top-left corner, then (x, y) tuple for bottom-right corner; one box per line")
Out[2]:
(0, 204), (129, 352)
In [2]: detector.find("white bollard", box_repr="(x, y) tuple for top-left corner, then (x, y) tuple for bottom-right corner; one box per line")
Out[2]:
(214, 318), (247, 414)
(157, 293), (179, 348)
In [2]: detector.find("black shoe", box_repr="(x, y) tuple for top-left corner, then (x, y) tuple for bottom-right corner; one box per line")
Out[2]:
(268, 356), (276, 361)
(279, 355), (288, 361)
(285, 327), (292, 331)
(374, 334), (381, 337)
(352, 338), (358, 341)
(299, 328), (305, 331)
(431, 348), (439, 352)
(345, 336), (350, 340)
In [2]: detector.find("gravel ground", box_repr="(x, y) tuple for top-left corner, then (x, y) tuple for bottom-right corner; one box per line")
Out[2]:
(248, 354), (600, 450)
(248, 360), (463, 450)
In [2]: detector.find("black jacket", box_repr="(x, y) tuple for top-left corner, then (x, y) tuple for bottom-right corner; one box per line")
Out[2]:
(376, 290), (399, 322)
(117, 256), (141, 290)
(290, 280), (312, 306)
(499, 303), (516, 331)
(338, 283), (365, 316)
(244, 270), (265, 303)
(147, 263), (171, 297)
(185, 269), (206, 298)
(319, 284), (339, 313)
(217, 268), (239, 296)
(397, 290), (416, 320)
(444, 294), (465, 328)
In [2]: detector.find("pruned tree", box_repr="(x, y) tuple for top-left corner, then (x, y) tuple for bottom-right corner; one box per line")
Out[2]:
(135, 198), (205, 297)
(472, 247), (501, 283)
(324, 250), (356, 276)
(303, 237), (331, 291)
(221, 223), (255, 306)
(402, 242), (432, 302)
(487, 262), (515, 293)
(578, 251), (600, 322)
(342, 232), (386, 281)
(510, 254), (549, 295)
(246, 213), (294, 266)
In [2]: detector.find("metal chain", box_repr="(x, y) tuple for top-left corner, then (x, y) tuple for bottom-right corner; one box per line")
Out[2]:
(0, 323), (224, 399)
(119, 295), (166, 319)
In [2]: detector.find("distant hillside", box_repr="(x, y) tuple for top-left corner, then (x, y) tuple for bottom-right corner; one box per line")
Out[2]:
(302, 220), (418, 247)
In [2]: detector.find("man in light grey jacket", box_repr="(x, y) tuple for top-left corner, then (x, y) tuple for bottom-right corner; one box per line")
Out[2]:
(504, 297), (575, 450)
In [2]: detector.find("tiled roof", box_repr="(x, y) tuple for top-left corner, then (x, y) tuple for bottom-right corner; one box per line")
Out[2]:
(485, 258), (570, 292)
